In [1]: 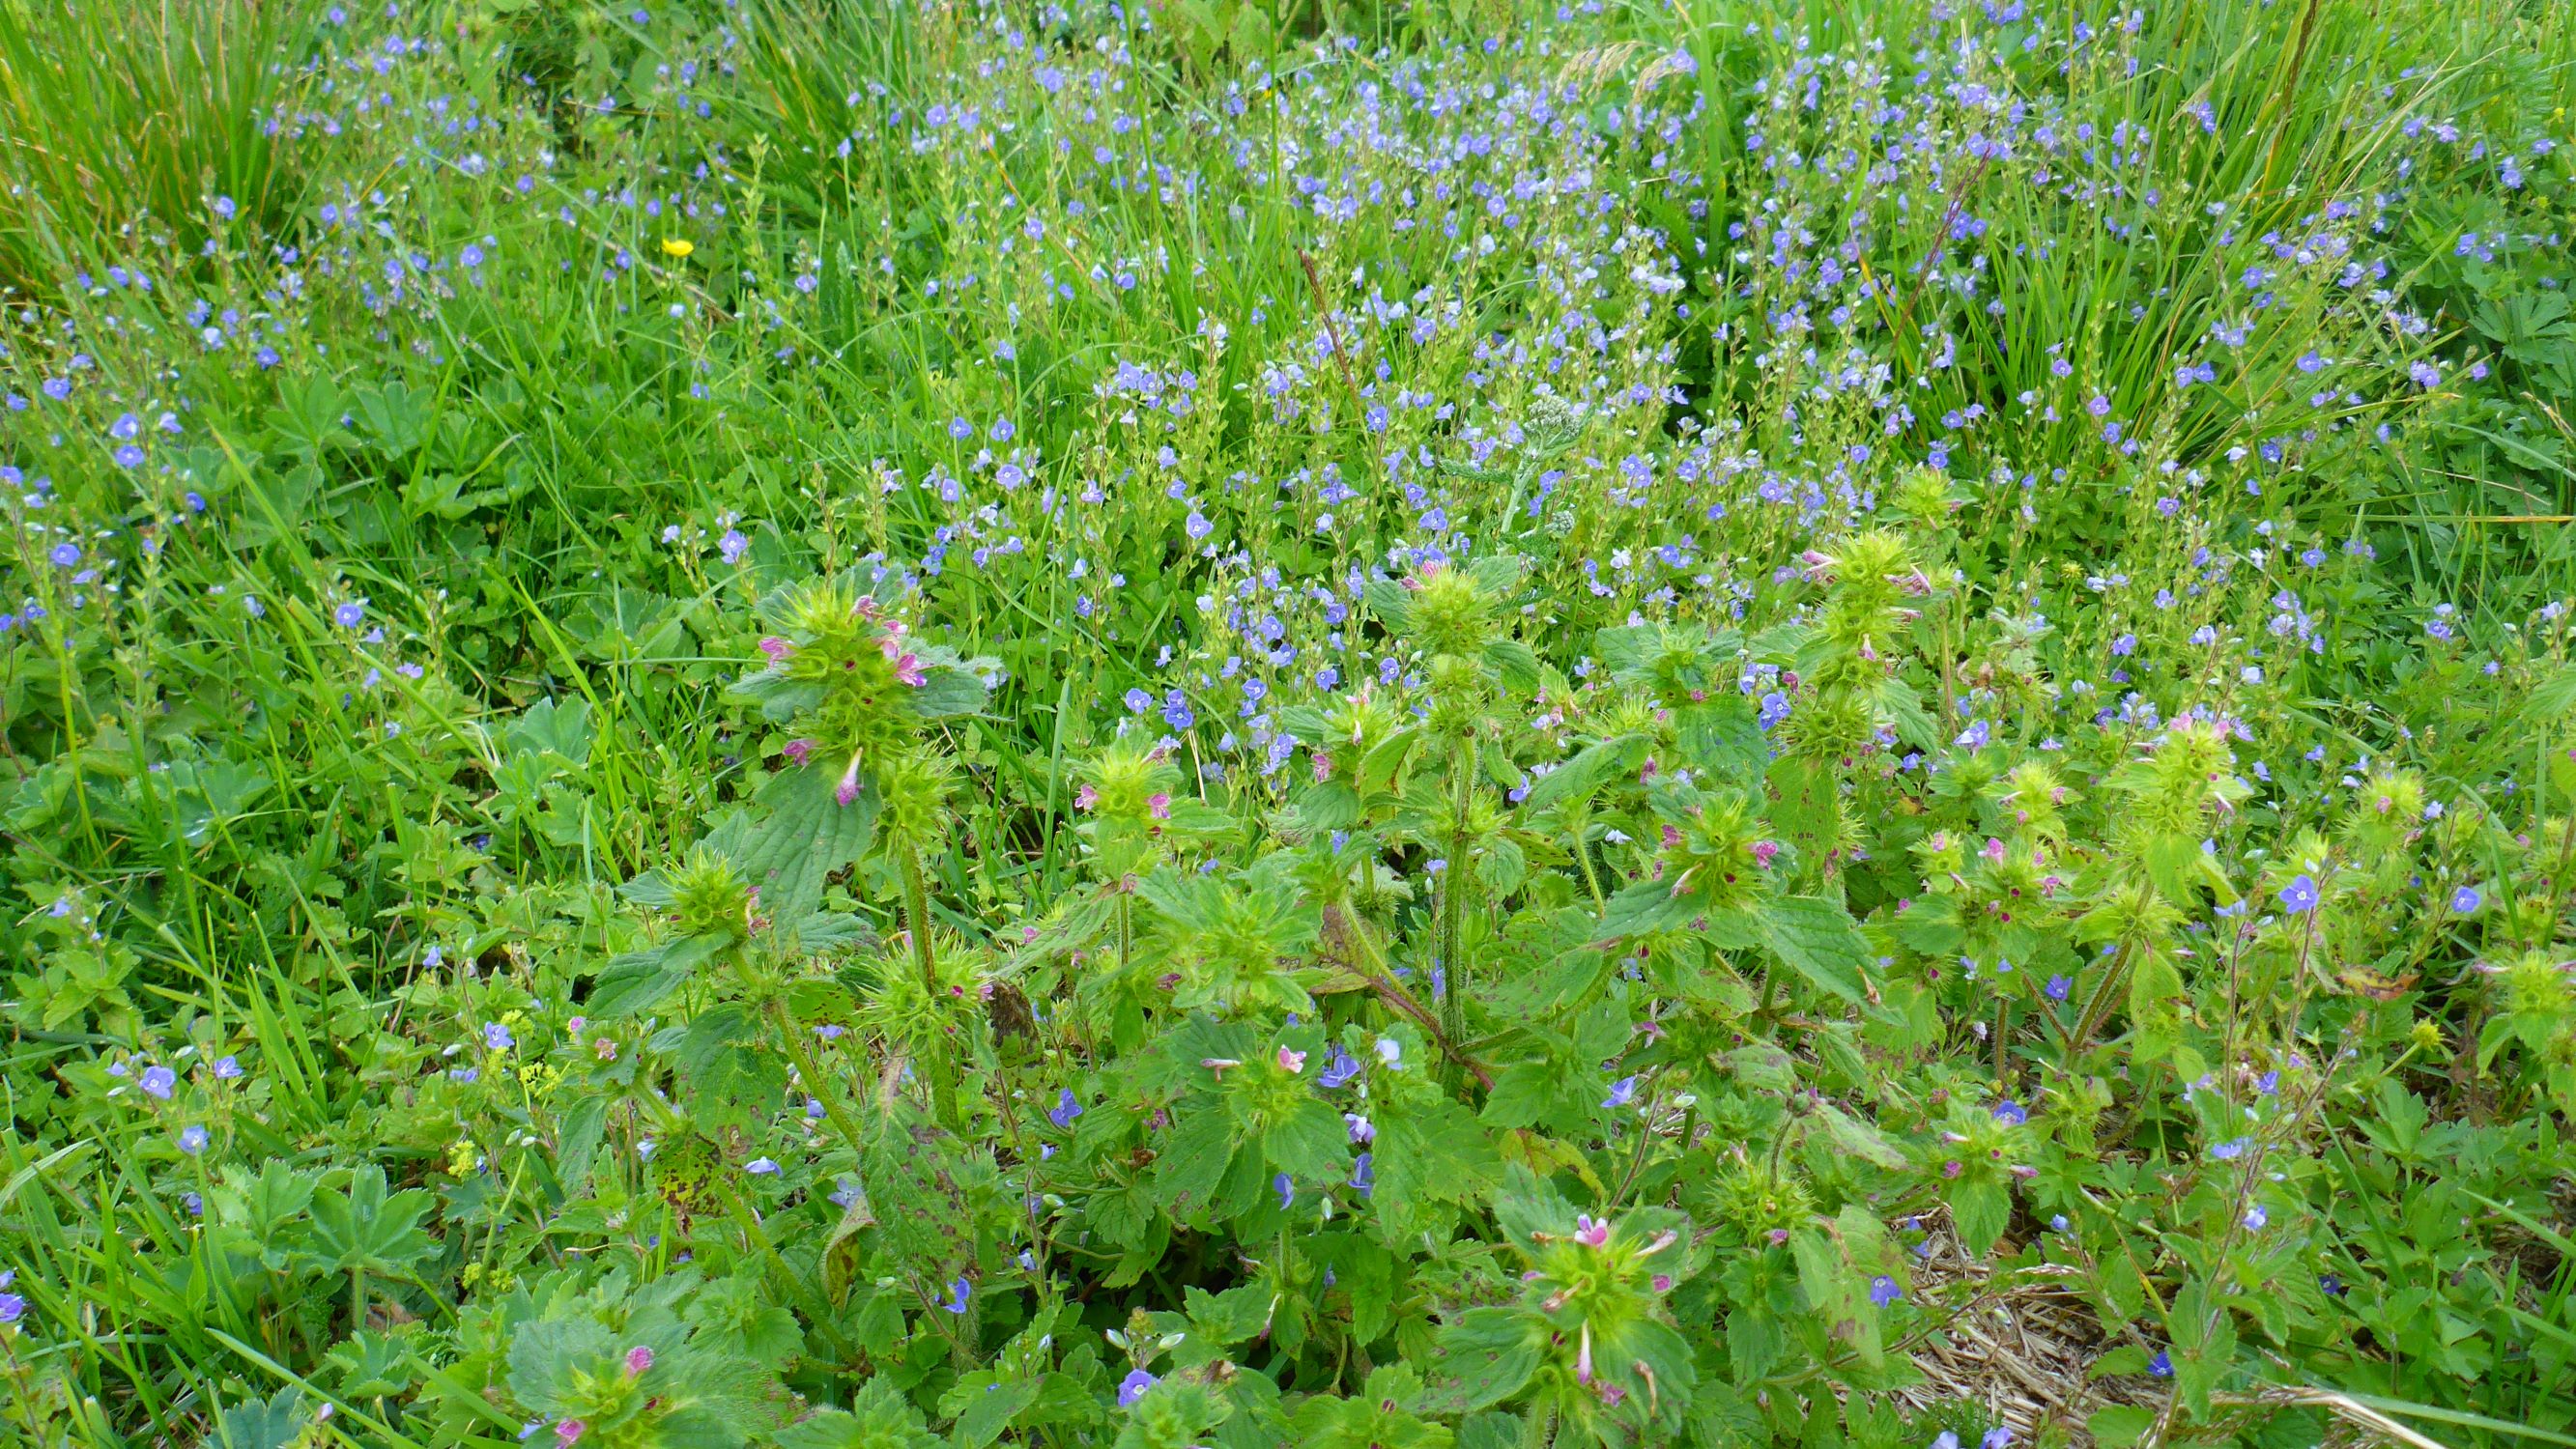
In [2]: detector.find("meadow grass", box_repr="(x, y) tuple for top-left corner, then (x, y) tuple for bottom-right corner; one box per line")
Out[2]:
(2, 0), (2574, 1445)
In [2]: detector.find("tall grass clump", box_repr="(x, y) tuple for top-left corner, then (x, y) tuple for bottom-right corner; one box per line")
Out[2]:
(0, 0), (311, 295)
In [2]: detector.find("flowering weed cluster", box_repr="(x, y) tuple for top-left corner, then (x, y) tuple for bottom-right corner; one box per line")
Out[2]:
(3, 1), (2575, 1446)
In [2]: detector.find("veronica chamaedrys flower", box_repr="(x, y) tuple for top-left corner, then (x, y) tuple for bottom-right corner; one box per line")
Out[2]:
(2279, 874), (2320, 914)
(1350, 1152), (1373, 1195)
(1117, 1369), (1158, 1407)
(1602, 1075), (1639, 1110)
(1991, 1099), (2027, 1126)
(1868, 1275), (1903, 1307)
(333, 600), (366, 629)
(482, 1022), (514, 1051)
(744, 1157), (780, 1176)
(1317, 1050), (1362, 1089)
(1274, 1174), (1295, 1210)
(213, 1055), (243, 1080)
(941, 1277), (970, 1314)
(1048, 1089), (1082, 1128)
(2449, 884), (2481, 914)
(140, 1065), (176, 1100)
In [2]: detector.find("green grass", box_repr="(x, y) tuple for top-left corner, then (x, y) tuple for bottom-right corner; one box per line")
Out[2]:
(1, 0), (2573, 1445)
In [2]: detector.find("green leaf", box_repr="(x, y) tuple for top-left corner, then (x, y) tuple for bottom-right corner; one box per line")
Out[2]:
(1757, 896), (1869, 1002)
(1519, 735), (1640, 813)
(214, 1388), (312, 1449)
(707, 766), (879, 924)
(942, 1375), (1042, 1448)
(302, 1164), (436, 1277)
(1949, 1178), (2011, 1258)
(1429, 1308), (1542, 1413)
(822, 1179), (876, 1305)
(586, 933), (723, 1021)
(556, 1095), (608, 1195)
(1813, 1102), (1906, 1170)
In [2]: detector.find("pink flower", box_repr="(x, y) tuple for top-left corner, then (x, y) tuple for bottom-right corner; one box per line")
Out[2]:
(1276, 1045), (1306, 1074)
(783, 738), (816, 766)
(1576, 1322), (1594, 1383)
(1574, 1213), (1611, 1248)
(556, 1421), (587, 1448)
(1147, 792), (1171, 820)
(892, 651), (927, 687)
(1311, 753), (1332, 783)
(1751, 840), (1780, 868)
(1661, 825), (1682, 849)
(1074, 783), (1099, 810)
(624, 1345), (654, 1377)
(836, 753), (865, 807)
(757, 636), (794, 663)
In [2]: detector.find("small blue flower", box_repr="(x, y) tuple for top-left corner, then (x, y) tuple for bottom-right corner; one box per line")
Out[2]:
(1123, 688), (1152, 714)
(2149, 1350), (2173, 1377)
(1868, 1275), (1903, 1307)
(1048, 1088), (1083, 1129)
(2279, 874), (2320, 914)
(1318, 1050), (1363, 1089)
(1350, 1152), (1374, 1196)
(2448, 885), (2481, 914)
(482, 1022), (514, 1052)
(179, 1124), (210, 1154)
(1602, 1075), (1640, 1110)
(1991, 1099), (2027, 1126)
(745, 1157), (780, 1175)
(941, 1277), (970, 1314)
(140, 1065), (177, 1100)
(333, 600), (367, 629)
(48, 542), (79, 569)
(1117, 1369), (1158, 1407)
(2243, 1205), (2268, 1231)
(1274, 1173), (1294, 1211)
(2045, 975), (2073, 1002)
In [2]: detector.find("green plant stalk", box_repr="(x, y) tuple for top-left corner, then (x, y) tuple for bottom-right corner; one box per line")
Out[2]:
(1438, 735), (1475, 1086)
(901, 842), (961, 1131)
(2064, 935), (2141, 1059)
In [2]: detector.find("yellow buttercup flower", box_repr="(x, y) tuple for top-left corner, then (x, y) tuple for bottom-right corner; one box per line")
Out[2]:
(660, 237), (694, 259)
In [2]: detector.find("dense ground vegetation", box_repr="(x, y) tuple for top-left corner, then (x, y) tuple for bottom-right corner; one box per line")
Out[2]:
(4, 0), (2575, 1445)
